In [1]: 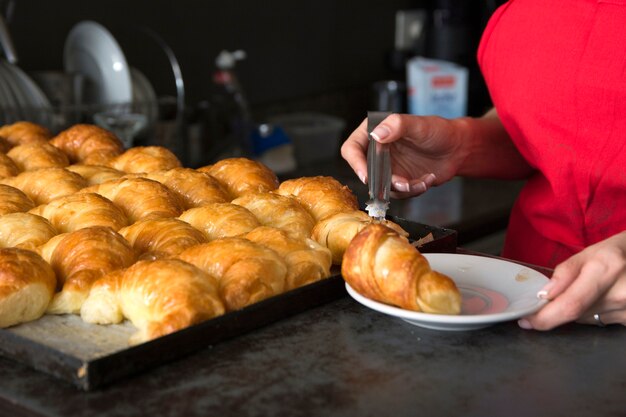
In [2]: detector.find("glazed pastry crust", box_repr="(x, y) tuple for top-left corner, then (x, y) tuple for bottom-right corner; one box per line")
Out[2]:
(107, 146), (182, 173)
(342, 224), (461, 315)
(0, 168), (87, 205)
(0, 121), (52, 147)
(50, 124), (124, 165)
(66, 164), (125, 185)
(0, 213), (57, 250)
(7, 142), (69, 171)
(0, 184), (35, 215)
(0, 153), (19, 178)
(141, 168), (230, 208)
(198, 157), (279, 199)
(179, 203), (260, 240)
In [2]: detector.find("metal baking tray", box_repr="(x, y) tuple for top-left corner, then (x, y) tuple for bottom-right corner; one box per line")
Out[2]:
(0, 217), (456, 391)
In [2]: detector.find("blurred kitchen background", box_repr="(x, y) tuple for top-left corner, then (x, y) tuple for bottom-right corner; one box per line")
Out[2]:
(0, 0), (518, 253)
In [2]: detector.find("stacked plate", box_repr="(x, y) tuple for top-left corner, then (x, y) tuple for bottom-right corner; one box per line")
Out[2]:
(0, 60), (53, 127)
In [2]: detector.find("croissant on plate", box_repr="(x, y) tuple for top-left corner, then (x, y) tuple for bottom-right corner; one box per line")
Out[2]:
(277, 176), (359, 221)
(0, 167), (87, 205)
(312, 210), (409, 265)
(107, 146), (182, 174)
(0, 184), (35, 215)
(0, 153), (19, 178)
(0, 213), (57, 250)
(50, 124), (124, 165)
(342, 224), (461, 315)
(244, 226), (331, 290)
(0, 121), (52, 147)
(39, 226), (136, 314)
(29, 192), (129, 233)
(119, 217), (208, 259)
(178, 237), (287, 311)
(66, 164), (124, 185)
(7, 142), (70, 171)
(198, 157), (279, 199)
(141, 168), (230, 208)
(0, 247), (57, 328)
(232, 191), (316, 240)
(179, 203), (260, 240)
(81, 259), (225, 345)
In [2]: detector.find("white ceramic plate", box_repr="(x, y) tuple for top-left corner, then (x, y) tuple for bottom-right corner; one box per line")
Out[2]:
(345, 253), (550, 331)
(63, 21), (132, 105)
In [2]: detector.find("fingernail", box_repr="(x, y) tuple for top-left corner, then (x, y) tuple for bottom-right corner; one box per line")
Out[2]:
(518, 319), (533, 330)
(423, 173), (437, 186)
(370, 125), (391, 142)
(536, 290), (549, 300)
(393, 181), (410, 192)
(409, 181), (427, 193)
(357, 171), (367, 184)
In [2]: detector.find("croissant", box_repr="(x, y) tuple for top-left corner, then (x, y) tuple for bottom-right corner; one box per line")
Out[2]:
(0, 121), (52, 147)
(39, 226), (136, 314)
(119, 217), (208, 259)
(244, 226), (331, 290)
(50, 124), (124, 165)
(0, 153), (19, 178)
(81, 259), (225, 345)
(80, 177), (184, 223)
(0, 184), (35, 215)
(198, 157), (279, 199)
(7, 142), (69, 171)
(178, 237), (287, 311)
(65, 164), (124, 185)
(312, 210), (409, 265)
(342, 224), (461, 315)
(107, 146), (182, 173)
(0, 137), (11, 153)
(0, 213), (57, 250)
(277, 176), (359, 221)
(0, 167), (87, 205)
(141, 168), (230, 208)
(232, 191), (316, 240)
(179, 203), (260, 240)
(29, 192), (128, 233)
(0, 247), (57, 328)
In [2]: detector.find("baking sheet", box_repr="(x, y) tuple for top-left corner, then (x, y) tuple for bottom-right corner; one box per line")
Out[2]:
(0, 217), (457, 390)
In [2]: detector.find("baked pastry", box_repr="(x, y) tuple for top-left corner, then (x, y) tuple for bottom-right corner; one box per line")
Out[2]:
(178, 237), (287, 311)
(0, 121), (52, 147)
(0, 184), (35, 215)
(107, 146), (182, 173)
(50, 124), (124, 165)
(0, 247), (57, 328)
(342, 224), (461, 315)
(198, 157), (279, 199)
(81, 259), (225, 345)
(80, 177), (184, 223)
(141, 168), (230, 208)
(0, 137), (11, 153)
(232, 191), (316, 240)
(244, 226), (331, 290)
(7, 142), (69, 171)
(0, 213), (57, 250)
(312, 210), (409, 265)
(29, 192), (128, 233)
(119, 217), (208, 259)
(40, 226), (136, 314)
(277, 176), (359, 221)
(0, 167), (87, 205)
(0, 153), (19, 178)
(179, 203), (260, 240)
(66, 164), (125, 185)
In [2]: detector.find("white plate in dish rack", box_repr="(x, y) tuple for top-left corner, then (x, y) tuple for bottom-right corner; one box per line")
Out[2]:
(345, 253), (550, 331)
(64, 21), (132, 105)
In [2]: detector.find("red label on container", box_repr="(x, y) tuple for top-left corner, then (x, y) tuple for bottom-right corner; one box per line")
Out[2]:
(432, 76), (456, 88)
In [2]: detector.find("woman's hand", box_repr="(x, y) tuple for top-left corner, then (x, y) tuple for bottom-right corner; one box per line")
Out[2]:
(520, 231), (626, 329)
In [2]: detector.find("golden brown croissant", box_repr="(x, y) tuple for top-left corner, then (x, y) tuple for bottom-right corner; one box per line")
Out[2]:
(65, 164), (124, 185)
(342, 224), (461, 315)
(179, 203), (260, 240)
(277, 176), (359, 221)
(244, 226), (331, 290)
(107, 146), (182, 173)
(7, 142), (69, 171)
(312, 210), (409, 265)
(29, 192), (128, 233)
(178, 237), (287, 311)
(0, 184), (35, 215)
(141, 168), (230, 208)
(0, 121), (52, 147)
(232, 191), (316, 240)
(80, 177), (184, 223)
(198, 157), (279, 199)
(39, 226), (136, 315)
(0, 153), (19, 178)
(0, 167), (87, 205)
(0, 213), (57, 250)
(0, 247), (57, 328)
(81, 259), (225, 344)
(49, 124), (124, 165)
(119, 217), (207, 259)
(0, 137), (11, 153)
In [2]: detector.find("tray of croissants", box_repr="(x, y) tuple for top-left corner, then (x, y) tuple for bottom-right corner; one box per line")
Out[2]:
(0, 121), (458, 390)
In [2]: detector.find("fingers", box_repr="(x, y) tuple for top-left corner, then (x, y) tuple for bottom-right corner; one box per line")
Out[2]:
(577, 309), (626, 326)
(340, 118), (369, 184)
(389, 173), (437, 199)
